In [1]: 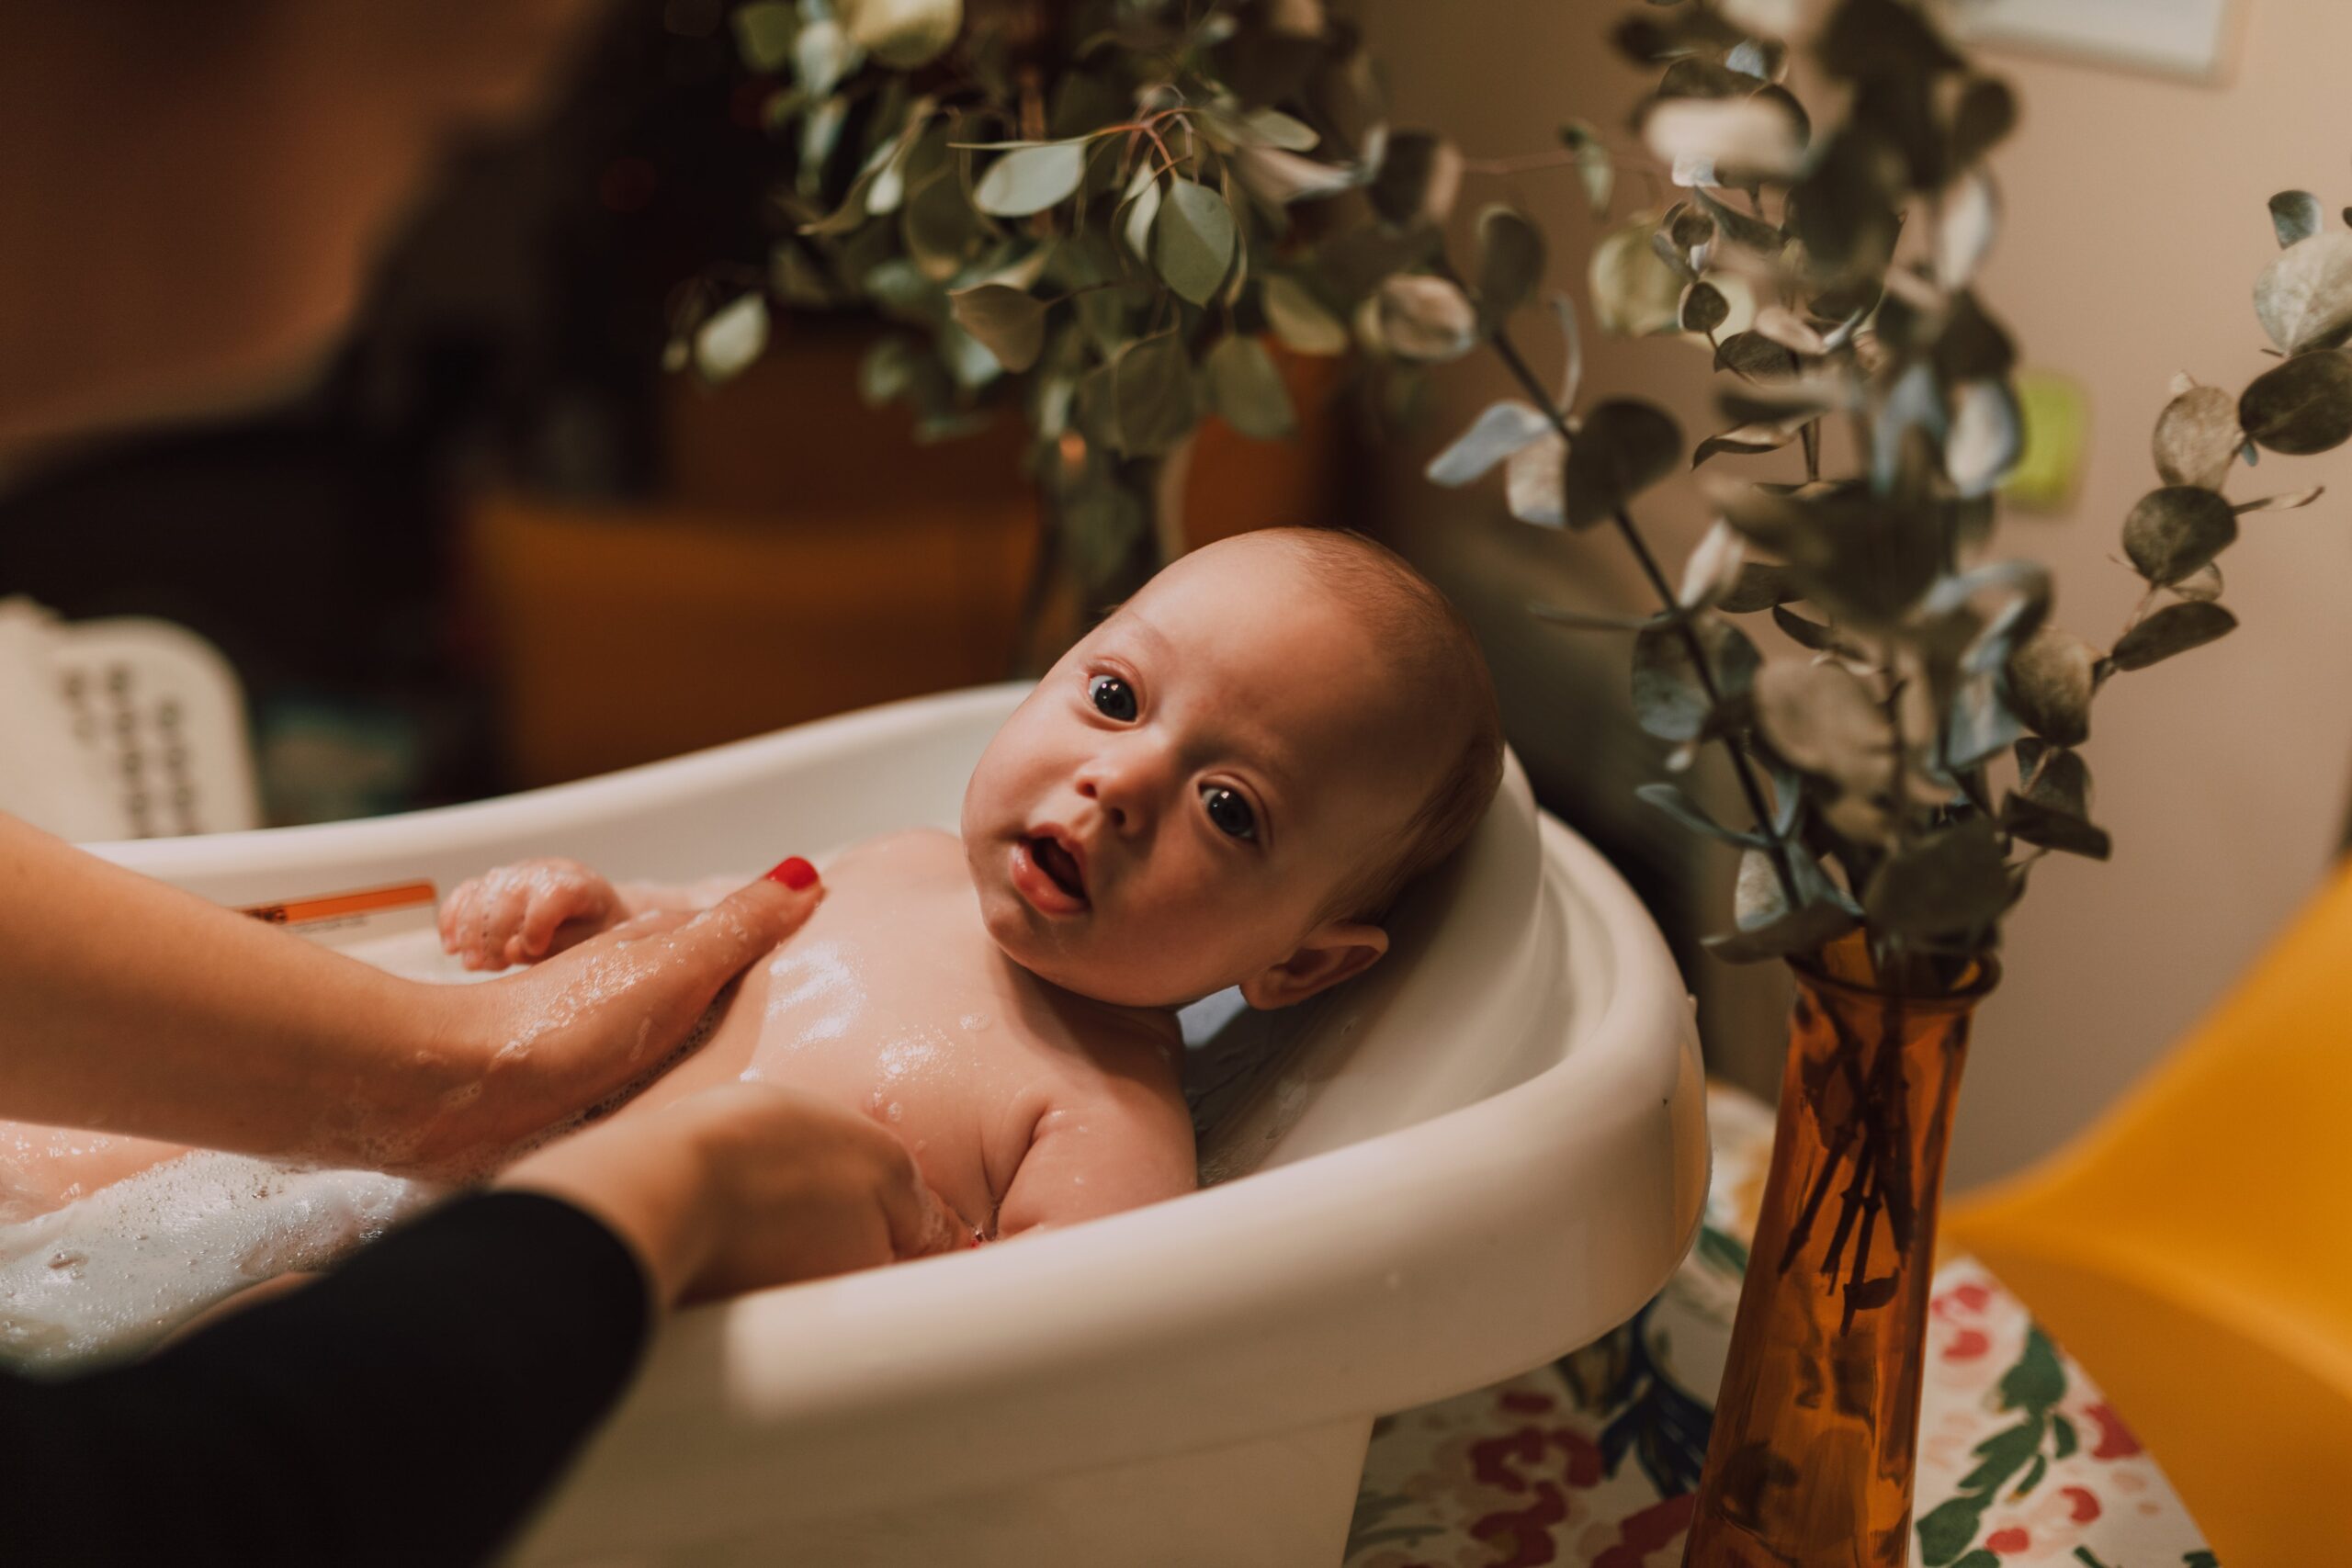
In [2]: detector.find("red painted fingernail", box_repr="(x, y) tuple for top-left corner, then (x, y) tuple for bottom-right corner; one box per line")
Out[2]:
(765, 856), (819, 890)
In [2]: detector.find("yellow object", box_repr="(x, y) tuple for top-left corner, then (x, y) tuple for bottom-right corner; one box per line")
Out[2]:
(1948, 861), (2352, 1568)
(2001, 367), (2090, 513)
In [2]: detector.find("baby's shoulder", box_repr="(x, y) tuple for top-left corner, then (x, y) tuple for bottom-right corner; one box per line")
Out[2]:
(827, 827), (964, 879)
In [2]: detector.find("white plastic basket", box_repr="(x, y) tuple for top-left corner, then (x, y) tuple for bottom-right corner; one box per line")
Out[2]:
(0, 600), (259, 839)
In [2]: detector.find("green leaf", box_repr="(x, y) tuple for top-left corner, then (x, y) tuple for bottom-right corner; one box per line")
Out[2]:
(1632, 615), (1758, 743)
(1205, 335), (1295, 439)
(1263, 274), (1350, 356)
(1636, 781), (1768, 847)
(1865, 817), (2013, 941)
(1564, 400), (1682, 528)
(2239, 350), (2352, 456)
(945, 285), (1046, 373)
(1240, 107), (1319, 152)
(2255, 232), (2352, 354)
(2112, 602), (2237, 671)
(733, 1), (798, 71)
(1720, 563), (1804, 615)
(1589, 216), (1686, 336)
(1950, 74), (2018, 169)
(2052, 1413), (2078, 1458)
(1680, 280), (1730, 334)
(1367, 130), (1464, 227)
(1152, 179), (1238, 306)
(1705, 846), (1860, 964)
(839, 0), (962, 69)
(2153, 383), (2243, 489)
(2270, 189), (2325, 249)
(1121, 171), (1163, 262)
(2123, 486), (2238, 585)
(1102, 331), (1198, 457)
(693, 294), (770, 382)
(1375, 275), (1478, 361)
(973, 141), (1088, 217)
(2004, 626), (2098, 748)
(1475, 206), (1546, 323)
(1426, 400), (1552, 487)
(2002, 744), (2111, 860)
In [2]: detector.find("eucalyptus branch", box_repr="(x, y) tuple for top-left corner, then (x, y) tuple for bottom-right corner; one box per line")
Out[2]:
(1476, 309), (1802, 904)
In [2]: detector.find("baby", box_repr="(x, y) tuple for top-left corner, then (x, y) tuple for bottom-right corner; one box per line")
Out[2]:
(0, 527), (1501, 1359)
(435, 526), (1505, 1242)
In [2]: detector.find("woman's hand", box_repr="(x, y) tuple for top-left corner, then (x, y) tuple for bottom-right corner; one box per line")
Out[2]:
(401, 863), (825, 1174)
(438, 857), (625, 971)
(497, 1083), (964, 1307)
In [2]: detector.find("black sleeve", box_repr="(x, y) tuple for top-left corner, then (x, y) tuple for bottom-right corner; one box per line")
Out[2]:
(1, 1190), (651, 1568)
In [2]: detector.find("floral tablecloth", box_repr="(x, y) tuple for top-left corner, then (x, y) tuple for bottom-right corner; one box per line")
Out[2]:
(1350, 1086), (2216, 1568)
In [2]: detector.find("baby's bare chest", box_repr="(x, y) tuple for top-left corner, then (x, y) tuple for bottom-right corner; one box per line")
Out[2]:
(630, 833), (1122, 1222)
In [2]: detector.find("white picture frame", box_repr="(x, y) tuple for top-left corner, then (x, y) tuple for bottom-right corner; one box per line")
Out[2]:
(1956, 0), (2240, 84)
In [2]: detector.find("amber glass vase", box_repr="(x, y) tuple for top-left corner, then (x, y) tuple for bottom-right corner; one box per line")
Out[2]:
(1682, 942), (1996, 1567)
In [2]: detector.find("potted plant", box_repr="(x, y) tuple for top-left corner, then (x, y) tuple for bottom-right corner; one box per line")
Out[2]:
(679, 0), (2343, 1559)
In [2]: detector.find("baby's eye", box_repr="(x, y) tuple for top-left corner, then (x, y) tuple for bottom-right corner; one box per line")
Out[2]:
(1089, 673), (1138, 722)
(1201, 784), (1257, 840)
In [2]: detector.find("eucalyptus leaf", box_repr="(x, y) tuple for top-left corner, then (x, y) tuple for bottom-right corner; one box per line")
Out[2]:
(693, 294), (770, 382)
(1770, 604), (1848, 656)
(1152, 179), (1238, 306)
(2111, 602), (2237, 671)
(945, 285), (1046, 372)
(2003, 625), (2098, 747)
(1754, 660), (1892, 795)
(1642, 96), (1804, 182)
(2238, 350), (2352, 456)
(973, 141), (1089, 218)
(1680, 280), (1730, 334)
(1367, 130), (1464, 227)
(1231, 146), (1362, 205)
(1721, 562), (1804, 615)
(1695, 187), (1785, 255)
(1103, 331), (1198, 456)
(1590, 216), (1687, 336)
(1476, 206), (1546, 322)
(2171, 562), (2223, 603)
(2270, 190), (2325, 249)
(1636, 781), (1768, 848)
(1559, 120), (1616, 219)
(1633, 615), (1759, 742)
(1426, 400), (1553, 487)
(1376, 275), (1478, 362)
(1204, 335), (1295, 439)
(1946, 379), (2021, 499)
(2122, 485), (2238, 584)
(2234, 484), (2326, 514)
(733, 2), (797, 71)
(1936, 170), (1998, 289)
(1679, 522), (1746, 610)
(1861, 818), (2011, 942)
(1121, 172), (1163, 262)
(1694, 422), (1804, 466)
(2254, 231), (2352, 355)
(1564, 400), (1682, 528)
(1504, 432), (1568, 526)
(2153, 384), (2244, 489)
(1750, 306), (1828, 357)
(1950, 74), (2018, 171)
(838, 0), (961, 68)
(1716, 331), (1801, 381)
(1705, 847), (1859, 964)
(1264, 274), (1350, 355)
(2002, 744), (2109, 860)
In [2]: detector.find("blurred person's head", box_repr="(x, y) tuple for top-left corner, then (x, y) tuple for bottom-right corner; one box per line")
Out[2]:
(0, 1), (604, 453)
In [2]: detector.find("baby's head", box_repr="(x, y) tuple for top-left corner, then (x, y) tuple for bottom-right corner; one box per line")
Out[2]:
(961, 527), (1504, 1011)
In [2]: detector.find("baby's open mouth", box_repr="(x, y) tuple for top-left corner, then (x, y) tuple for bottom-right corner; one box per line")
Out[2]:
(1027, 834), (1088, 903)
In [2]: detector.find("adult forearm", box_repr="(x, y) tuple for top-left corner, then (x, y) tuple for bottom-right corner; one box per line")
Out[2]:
(0, 815), (473, 1159)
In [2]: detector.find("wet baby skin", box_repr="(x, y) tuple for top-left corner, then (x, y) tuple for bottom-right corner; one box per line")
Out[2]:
(616, 829), (1198, 1239)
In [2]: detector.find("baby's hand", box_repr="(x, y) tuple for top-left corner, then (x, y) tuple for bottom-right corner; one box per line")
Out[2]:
(439, 858), (625, 971)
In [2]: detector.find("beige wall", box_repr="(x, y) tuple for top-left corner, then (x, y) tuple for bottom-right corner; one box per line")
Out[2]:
(1362, 0), (2352, 1187)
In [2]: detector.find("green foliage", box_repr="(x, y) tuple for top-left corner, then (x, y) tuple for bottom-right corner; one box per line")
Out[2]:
(672, 0), (2335, 985)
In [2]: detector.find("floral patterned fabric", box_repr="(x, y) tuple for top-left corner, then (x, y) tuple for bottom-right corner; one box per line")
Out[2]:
(1349, 1087), (2216, 1568)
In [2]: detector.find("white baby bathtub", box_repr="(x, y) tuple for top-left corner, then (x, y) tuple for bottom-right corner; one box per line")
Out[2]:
(94, 682), (1709, 1568)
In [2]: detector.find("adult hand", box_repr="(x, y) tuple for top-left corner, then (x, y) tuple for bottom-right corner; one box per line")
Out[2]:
(401, 862), (827, 1174)
(497, 1083), (965, 1308)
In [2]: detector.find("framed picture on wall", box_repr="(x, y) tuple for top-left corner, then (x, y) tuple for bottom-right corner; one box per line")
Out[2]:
(1957, 0), (2241, 83)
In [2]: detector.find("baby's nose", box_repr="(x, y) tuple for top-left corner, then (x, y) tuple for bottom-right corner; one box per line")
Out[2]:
(1076, 773), (1134, 832)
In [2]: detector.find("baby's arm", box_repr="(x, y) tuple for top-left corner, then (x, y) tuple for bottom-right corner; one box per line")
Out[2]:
(439, 861), (745, 971)
(993, 1056), (1198, 1238)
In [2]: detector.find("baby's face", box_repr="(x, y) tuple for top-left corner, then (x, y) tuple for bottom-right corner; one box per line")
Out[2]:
(961, 536), (1445, 1010)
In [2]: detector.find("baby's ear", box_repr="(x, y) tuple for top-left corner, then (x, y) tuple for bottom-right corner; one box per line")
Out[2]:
(1238, 920), (1389, 1010)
